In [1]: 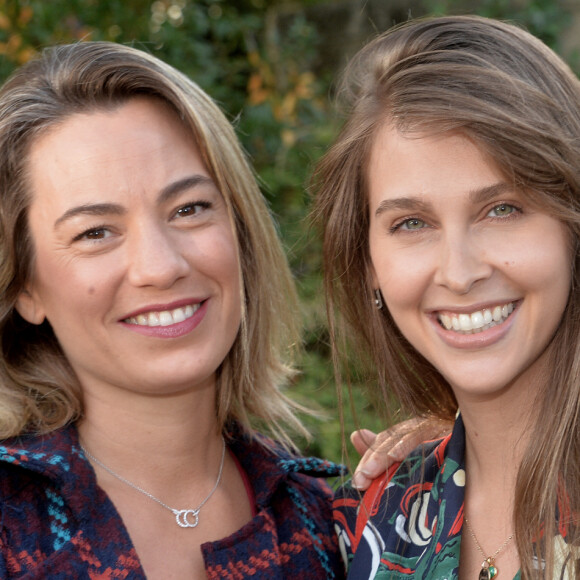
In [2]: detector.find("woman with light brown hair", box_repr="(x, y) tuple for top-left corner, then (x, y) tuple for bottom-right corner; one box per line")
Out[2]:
(314, 15), (580, 579)
(0, 41), (344, 578)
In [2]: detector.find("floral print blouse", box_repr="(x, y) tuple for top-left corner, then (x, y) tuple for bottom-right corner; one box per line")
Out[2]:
(333, 415), (575, 580)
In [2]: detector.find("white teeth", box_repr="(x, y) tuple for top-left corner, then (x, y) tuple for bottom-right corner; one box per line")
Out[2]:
(440, 314), (452, 330)
(459, 314), (471, 331)
(159, 311), (173, 326)
(438, 302), (515, 334)
(125, 303), (200, 327)
(470, 311), (485, 329)
(173, 308), (186, 323)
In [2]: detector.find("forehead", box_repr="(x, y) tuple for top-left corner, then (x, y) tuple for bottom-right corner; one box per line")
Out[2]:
(31, 97), (194, 160)
(367, 125), (504, 201)
(26, 98), (208, 206)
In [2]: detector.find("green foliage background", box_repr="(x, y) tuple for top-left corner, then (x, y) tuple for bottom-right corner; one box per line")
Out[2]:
(0, 0), (576, 465)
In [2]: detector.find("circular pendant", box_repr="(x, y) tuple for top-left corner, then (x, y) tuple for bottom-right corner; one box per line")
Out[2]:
(174, 508), (200, 528)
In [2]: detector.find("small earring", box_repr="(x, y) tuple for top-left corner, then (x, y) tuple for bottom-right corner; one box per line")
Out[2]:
(374, 289), (383, 310)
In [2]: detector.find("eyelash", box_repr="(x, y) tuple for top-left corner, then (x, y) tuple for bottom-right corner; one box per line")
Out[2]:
(486, 203), (521, 220)
(173, 200), (211, 219)
(388, 202), (522, 234)
(73, 225), (111, 242)
(389, 217), (427, 234)
(71, 200), (213, 243)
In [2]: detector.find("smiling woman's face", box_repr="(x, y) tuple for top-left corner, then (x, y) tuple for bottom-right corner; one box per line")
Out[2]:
(367, 126), (571, 403)
(17, 97), (242, 398)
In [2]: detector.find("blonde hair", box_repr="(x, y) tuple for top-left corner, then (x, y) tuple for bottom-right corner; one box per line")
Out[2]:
(0, 41), (306, 448)
(313, 15), (580, 577)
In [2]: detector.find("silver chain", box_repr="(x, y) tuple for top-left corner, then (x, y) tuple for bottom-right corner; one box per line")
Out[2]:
(80, 436), (226, 528)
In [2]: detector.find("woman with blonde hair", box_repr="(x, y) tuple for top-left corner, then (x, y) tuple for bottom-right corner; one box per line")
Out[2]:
(0, 41), (344, 578)
(314, 15), (580, 579)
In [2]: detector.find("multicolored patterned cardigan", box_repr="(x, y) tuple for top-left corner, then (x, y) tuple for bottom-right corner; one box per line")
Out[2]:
(0, 423), (345, 579)
(333, 415), (576, 580)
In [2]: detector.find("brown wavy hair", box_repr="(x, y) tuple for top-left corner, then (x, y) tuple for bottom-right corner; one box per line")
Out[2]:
(0, 41), (307, 448)
(312, 15), (580, 577)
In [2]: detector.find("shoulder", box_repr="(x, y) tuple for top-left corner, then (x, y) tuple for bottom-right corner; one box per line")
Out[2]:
(229, 427), (345, 515)
(279, 455), (344, 500)
(0, 427), (76, 496)
(223, 426), (347, 578)
(0, 426), (135, 579)
(332, 435), (450, 569)
(227, 424), (344, 495)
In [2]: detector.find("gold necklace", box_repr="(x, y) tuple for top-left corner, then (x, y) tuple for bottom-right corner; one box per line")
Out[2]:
(464, 516), (514, 580)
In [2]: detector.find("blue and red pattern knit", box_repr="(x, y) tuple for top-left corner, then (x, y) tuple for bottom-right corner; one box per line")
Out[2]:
(0, 423), (346, 579)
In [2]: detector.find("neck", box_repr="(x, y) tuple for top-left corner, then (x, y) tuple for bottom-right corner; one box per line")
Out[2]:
(454, 371), (544, 567)
(457, 396), (532, 580)
(455, 352), (547, 487)
(77, 379), (222, 486)
(461, 399), (532, 485)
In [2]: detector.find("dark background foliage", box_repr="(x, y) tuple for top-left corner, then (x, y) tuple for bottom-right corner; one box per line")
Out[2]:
(1, 0), (577, 464)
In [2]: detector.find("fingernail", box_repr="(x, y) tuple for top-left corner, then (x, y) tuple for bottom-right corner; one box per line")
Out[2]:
(359, 458), (380, 476)
(352, 471), (370, 489)
(388, 441), (406, 462)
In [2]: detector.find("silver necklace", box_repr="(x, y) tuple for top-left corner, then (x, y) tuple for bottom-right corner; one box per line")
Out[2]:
(80, 436), (226, 529)
(464, 516), (514, 580)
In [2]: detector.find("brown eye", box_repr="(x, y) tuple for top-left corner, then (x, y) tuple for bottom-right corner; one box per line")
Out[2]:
(85, 229), (107, 239)
(73, 227), (111, 242)
(175, 201), (210, 218)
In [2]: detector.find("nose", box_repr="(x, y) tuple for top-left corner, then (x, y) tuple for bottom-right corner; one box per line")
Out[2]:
(126, 224), (190, 289)
(433, 231), (492, 294)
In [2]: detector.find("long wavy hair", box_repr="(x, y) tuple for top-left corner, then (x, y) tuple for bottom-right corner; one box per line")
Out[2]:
(0, 41), (306, 448)
(312, 15), (580, 577)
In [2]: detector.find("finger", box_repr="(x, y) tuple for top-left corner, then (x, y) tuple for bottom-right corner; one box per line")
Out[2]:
(350, 429), (377, 456)
(372, 417), (424, 445)
(354, 445), (397, 482)
(351, 417), (453, 490)
(371, 418), (451, 462)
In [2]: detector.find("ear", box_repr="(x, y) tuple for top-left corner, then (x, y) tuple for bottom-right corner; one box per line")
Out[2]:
(15, 286), (46, 325)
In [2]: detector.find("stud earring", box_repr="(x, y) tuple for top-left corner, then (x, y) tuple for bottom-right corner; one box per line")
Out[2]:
(374, 289), (383, 309)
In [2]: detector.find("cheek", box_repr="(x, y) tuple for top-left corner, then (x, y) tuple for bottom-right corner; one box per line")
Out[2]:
(372, 248), (431, 315)
(506, 227), (571, 294)
(33, 253), (118, 320)
(196, 228), (242, 302)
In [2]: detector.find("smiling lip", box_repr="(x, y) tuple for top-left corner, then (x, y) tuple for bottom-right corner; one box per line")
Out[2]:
(431, 300), (520, 349)
(120, 300), (207, 339)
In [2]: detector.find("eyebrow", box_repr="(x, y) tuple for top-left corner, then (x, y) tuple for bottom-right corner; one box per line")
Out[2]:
(374, 182), (512, 216)
(157, 175), (217, 205)
(54, 174), (217, 229)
